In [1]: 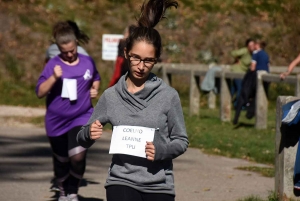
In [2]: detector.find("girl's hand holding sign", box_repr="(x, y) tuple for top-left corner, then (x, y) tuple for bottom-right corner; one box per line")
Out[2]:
(145, 141), (155, 161)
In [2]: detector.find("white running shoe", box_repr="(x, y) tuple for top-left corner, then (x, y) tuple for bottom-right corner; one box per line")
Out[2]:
(68, 194), (79, 201)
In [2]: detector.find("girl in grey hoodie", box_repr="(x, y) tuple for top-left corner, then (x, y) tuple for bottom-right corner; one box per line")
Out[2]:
(77, 1), (188, 200)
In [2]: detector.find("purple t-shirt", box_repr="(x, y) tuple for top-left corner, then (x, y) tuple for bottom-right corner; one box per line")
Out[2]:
(36, 54), (101, 137)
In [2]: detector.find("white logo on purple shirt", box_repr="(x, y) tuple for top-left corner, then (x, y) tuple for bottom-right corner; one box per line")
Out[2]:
(83, 69), (92, 80)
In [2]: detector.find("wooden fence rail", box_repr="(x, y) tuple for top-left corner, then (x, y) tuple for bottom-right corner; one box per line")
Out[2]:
(153, 63), (300, 129)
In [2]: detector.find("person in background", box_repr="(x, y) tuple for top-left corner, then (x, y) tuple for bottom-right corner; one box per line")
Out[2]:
(280, 53), (300, 79)
(36, 21), (100, 201)
(77, 1), (189, 201)
(45, 20), (92, 196)
(45, 20), (90, 63)
(108, 25), (136, 87)
(251, 40), (270, 95)
(230, 38), (256, 106)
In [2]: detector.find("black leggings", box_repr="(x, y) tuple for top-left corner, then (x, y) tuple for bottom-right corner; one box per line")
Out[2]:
(106, 185), (175, 201)
(48, 126), (86, 195)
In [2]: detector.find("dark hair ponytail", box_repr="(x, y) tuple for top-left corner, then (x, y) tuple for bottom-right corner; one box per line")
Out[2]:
(52, 21), (76, 46)
(138, 0), (178, 28)
(66, 20), (90, 45)
(52, 20), (89, 45)
(126, 0), (178, 58)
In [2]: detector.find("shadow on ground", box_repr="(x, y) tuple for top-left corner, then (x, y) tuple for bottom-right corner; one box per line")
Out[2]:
(233, 122), (255, 129)
(0, 128), (112, 183)
(49, 193), (104, 201)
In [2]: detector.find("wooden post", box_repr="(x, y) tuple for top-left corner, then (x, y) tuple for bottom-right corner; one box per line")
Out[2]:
(255, 71), (268, 129)
(220, 70), (231, 122)
(295, 74), (300, 97)
(162, 66), (172, 86)
(189, 70), (200, 116)
(208, 91), (216, 109)
(275, 96), (300, 201)
(198, 75), (215, 109)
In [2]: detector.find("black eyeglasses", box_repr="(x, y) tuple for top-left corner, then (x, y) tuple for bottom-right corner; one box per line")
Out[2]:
(128, 55), (157, 68)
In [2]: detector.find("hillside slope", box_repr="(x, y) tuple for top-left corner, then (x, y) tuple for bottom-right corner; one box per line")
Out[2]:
(1, 0), (300, 86)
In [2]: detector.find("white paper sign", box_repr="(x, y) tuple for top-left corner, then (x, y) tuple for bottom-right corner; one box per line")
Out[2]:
(109, 125), (156, 158)
(102, 34), (124, 61)
(61, 78), (77, 101)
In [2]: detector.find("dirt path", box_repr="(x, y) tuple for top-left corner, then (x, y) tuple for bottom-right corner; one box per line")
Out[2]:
(0, 105), (45, 117)
(0, 105), (274, 201)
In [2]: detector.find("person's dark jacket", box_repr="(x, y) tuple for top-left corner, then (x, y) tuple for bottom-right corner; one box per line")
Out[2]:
(233, 71), (257, 125)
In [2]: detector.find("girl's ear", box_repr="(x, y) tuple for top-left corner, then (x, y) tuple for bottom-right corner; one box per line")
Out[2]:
(124, 47), (128, 59)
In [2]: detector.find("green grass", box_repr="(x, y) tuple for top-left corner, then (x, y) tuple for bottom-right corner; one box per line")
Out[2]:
(238, 192), (278, 201)
(29, 116), (45, 127)
(238, 196), (266, 201)
(184, 106), (276, 165)
(0, 116), (45, 127)
(0, 82), (44, 107)
(236, 166), (274, 177)
(237, 191), (296, 201)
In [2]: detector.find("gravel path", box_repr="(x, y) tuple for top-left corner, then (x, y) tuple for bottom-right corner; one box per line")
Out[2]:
(0, 105), (274, 201)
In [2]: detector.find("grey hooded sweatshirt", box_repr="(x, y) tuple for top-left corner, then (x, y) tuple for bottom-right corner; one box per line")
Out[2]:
(77, 73), (189, 195)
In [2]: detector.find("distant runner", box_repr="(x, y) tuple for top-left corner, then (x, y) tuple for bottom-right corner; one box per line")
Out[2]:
(36, 21), (100, 201)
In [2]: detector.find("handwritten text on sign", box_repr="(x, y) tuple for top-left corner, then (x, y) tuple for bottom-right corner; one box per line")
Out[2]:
(109, 126), (155, 158)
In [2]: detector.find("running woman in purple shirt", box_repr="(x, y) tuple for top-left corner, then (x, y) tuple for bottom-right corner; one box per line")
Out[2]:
(36, 21), (100, 201)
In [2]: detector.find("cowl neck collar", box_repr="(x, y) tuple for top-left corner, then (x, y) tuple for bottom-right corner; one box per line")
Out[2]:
(115, 73), (166, 112)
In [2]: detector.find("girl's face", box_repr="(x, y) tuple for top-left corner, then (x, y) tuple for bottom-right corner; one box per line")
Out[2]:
(58, 40), (78, 63)
(125, 41), (157, 81)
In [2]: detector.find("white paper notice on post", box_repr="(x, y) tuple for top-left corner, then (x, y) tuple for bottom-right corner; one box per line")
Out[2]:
(109, 126), (155, 158)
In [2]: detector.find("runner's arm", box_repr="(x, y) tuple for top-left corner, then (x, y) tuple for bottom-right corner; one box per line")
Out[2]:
(77, 92), (109, 148)
(37, 75), (58, 98)
(37, 65), (62, 98)
(90, 80), (100, 99)
(92, 80), (100, 90)
(154, 92), (189, 161)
